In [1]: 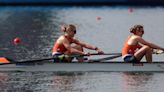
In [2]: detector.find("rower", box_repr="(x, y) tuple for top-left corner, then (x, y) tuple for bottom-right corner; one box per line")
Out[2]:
(52, 24), (104, 62)
(122, 25), (164, 63)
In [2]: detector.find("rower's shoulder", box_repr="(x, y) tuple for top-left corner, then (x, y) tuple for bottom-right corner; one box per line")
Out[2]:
(56, 35), (65, 43)
(58, 35), (65, 40)
(131, 35), (142, 39)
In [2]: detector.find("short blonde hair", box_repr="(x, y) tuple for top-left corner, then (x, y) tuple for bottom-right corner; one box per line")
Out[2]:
(61, 24), (76, 33)
(130, 25), (143, 34)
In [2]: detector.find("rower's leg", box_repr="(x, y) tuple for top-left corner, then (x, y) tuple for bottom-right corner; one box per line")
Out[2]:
(145, 47), (152, 62)
(64, 44), (84, 62)
(72, 45), (84, 62)
(134, 45), (152, 62)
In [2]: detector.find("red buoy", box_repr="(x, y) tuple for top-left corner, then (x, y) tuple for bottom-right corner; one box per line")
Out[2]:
(129, 8), (133, 13)
(14, 37), (21, 45)
(96, 16), (101, 21)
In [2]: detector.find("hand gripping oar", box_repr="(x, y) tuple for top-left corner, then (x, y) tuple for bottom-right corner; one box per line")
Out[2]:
(0, 53), (121, 65)
(153, 49), (164, 54)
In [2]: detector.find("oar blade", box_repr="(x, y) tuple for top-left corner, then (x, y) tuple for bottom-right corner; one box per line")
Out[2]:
(0, 57), (12, 64)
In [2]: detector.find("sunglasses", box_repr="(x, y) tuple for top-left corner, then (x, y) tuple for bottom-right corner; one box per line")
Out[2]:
(73, 30), (76, 34)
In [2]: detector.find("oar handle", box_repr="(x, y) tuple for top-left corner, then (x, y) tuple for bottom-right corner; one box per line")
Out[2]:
(153, 49), (164, 54)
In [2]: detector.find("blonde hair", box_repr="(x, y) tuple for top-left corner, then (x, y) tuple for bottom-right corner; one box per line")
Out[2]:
(61, 24), (76, 33)
(130, 25), (143, 34)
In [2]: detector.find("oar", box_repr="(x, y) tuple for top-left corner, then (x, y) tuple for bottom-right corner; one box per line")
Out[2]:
(88, 54), (122, 62)
(87, 53), (121, 56)
(153, 49), (164, 54)
(97, 54), (122, 61)
(0, 57), (56, 65)
(0, 53), (121, 65)
(98, 49), (164, 61)
(1, 50), (162, 65)
(89, 49), (164, 62)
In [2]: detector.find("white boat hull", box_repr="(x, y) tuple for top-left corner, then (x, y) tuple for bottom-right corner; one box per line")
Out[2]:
(0, 61), (164, 72)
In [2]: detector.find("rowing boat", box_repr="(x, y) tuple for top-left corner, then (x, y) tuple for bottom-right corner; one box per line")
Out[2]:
(0, 50), (163, 72)
(0, 60), (164, 72)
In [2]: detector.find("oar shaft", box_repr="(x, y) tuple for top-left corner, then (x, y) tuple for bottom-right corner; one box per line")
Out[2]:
(88, 53), (121, 56)
(89, 54), (122, 62)
(0, 53), (122, 65)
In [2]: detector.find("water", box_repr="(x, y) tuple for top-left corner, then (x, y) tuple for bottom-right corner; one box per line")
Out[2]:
(0, 6), (164, 92)
(0, 72), (164, 92)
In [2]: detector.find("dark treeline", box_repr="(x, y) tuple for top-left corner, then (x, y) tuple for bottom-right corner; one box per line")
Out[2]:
(0, 0), (164, 6)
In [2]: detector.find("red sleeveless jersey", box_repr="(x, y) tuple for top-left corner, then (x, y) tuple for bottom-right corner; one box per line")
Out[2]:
(52, 36), (74, 53)
(122, 36), (141, 56)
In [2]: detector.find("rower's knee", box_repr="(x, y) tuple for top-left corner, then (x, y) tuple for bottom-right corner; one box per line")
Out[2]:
(143, 45), (152, 52)
(74, 45), (83, 52)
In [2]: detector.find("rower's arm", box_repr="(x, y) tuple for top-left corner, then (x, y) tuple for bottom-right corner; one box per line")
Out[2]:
(137, 37), (164, 50)
(74, 39), (104, 53)
(74, 39), (97, 49)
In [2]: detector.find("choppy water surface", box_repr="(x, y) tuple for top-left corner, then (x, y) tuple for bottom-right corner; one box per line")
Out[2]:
(0, 6), (164, 92)
(0, 72), (164, 92)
